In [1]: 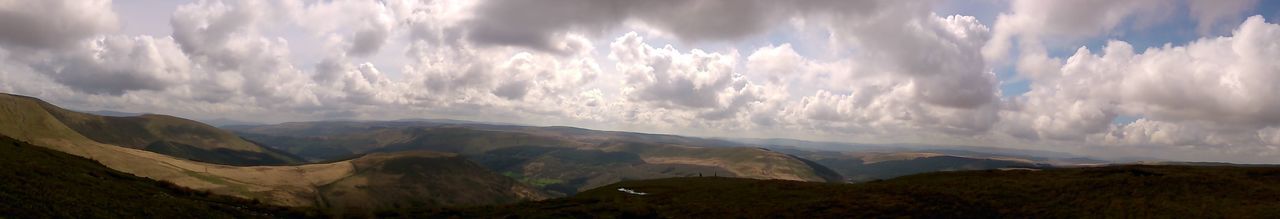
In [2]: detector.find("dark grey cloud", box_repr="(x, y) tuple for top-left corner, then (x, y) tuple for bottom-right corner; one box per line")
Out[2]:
(493, 80), (531, 100)
(466, 0), (632, 52)
(348, 24), (390, 56)
(0, 0), (119, 50)
(466, 0), (889, 52)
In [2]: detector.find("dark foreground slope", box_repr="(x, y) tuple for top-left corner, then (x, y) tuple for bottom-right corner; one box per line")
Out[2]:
(0, 135), (312, 218)
(414, 165), (1280, 218)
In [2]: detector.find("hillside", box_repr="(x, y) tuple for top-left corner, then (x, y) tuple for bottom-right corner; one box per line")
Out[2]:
(0, 135), (310, 218)
(0, 93), (548, 215)
(413, 165), (1280, 218)
(316, 151), (549, 217)
(232, 123), (843, 196)
(0, 93), (301, 166)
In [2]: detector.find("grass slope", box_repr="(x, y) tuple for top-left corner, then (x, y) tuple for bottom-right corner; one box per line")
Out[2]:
(418, 165), (1280, 218)
(31, 97), (302, 166)
(318, 151), (549, 217)
(0, 135), (311, 218)
(0, 93), (544, 215)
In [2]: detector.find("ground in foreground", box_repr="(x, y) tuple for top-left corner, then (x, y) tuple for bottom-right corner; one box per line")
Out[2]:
(0, 135), (314, 218)
(407, 165), (1280, 218)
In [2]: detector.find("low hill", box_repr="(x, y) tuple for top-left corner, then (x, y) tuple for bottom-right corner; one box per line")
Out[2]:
(0, 93), (301, 166)
(414, 165), (1280, 218)
(0, 135), (310, 218)
(233, 123), (843, 196)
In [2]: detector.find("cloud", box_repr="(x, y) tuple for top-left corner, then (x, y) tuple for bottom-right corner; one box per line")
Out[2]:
(313, 58), (399, 105)
(1, 0), (1278, 162)
(830, 12), (997, 109)
(288, 0), (397, 57)
(0, 0), (119, 50)
(610, 32), (744, 109)
(608, 32), (791, 126)
(171, 0), (265, 56)
(170, 0), (317, 105)
(1001, 16), (1280, 155)
(1188, 0), (1258, 34)
(465, 0), (888, 52)
(983, 0), (1175, 63)
(746, 44), (806, 83)
(51, 36), (192, 95)
(348, 19), (393, 57)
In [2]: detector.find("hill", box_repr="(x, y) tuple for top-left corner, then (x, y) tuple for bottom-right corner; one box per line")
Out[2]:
(231, 122), (843, 196)
(315, 151), (549, 217)
(413, 165), (1280, 218)
(0, 93), (301, 166)
(0, 93), (547, 215)
(0, 135), (310, 218)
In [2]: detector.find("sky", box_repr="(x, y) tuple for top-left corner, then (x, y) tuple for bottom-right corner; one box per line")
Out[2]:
(1, 0), (1279, 163)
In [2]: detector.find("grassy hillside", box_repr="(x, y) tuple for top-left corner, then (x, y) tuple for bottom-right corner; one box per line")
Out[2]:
(317, 151), (548, 217)
(0, 93), (547, 215)
(0, 93), (301, 166)
(28, 96), (302, 166)
(0, 135), (311, 218)
(472, 145), (742, 196)
(414, 165), (1280, 218)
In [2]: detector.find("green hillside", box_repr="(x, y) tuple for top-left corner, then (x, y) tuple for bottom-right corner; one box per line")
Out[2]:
(316, 151), (549, 217)
(0, 135), (313, 218)
(0, 93), (301, 166)
(414, 165), (1280, 218)
(0, 93), (548, 215)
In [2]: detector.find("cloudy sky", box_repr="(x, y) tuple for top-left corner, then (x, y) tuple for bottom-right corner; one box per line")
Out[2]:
(2, 0), (1279, 163)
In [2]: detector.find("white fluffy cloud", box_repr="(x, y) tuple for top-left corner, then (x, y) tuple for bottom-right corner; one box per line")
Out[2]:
(288, 0), (397, 57)
(983, 0), (1175, 63)
(170, 0), (317, 105)
(1001, 16), (1280, 157)
(53, 36), (192, 95)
